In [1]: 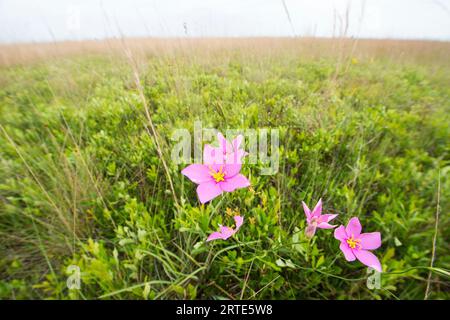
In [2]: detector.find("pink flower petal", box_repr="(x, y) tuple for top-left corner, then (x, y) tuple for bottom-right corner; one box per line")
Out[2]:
(345, 217), (362, 237)
(181, 164), (212, 184)
(317, 222), (336, 229)
(234, 215), (244, 231)
(353, 249), (382, 272)
(203, 144), (225, 165)
(225, 151), (245, 165)
(197, 181), (223, 203)
(319, 214), (338, 223)
(339, 242), (356, 261)
(209, 163), (223, 172)
(206, 133), (247, 165)
(220, 226), (235, 239)
(305, 223), (317, 238)
(232, 135), (243, 151)
(223, 163), (242, 178)
(311, 199), (322, 217)
(302, 201), (312, 220)
(206, 231), (225, 242)
(218, 132), (233, 154)
(360, 232), (382, 250)
(317, 213), (338, 229)
(334, 225), (348, 241)
(219, 174), (250, 192)
(207, 218), (243, 242)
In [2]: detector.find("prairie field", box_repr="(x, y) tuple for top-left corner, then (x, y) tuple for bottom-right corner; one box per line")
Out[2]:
(0, 38), (449, 299)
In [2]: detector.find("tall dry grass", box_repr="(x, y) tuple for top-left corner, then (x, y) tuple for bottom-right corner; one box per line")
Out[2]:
(1, 37), (449, 68)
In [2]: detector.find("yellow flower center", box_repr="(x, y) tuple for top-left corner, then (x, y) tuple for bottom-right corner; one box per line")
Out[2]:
(346, 235), (362, 250)
(209, 166), (226, 183)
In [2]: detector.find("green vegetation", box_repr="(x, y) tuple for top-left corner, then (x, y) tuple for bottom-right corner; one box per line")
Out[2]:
(0, 45), (449, 299)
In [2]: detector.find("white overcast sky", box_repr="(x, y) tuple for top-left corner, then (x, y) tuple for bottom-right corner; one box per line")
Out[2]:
(0, 0), (449, 43)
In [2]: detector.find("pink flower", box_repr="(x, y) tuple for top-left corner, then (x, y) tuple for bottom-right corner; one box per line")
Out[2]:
(334, 217), (382, 272)
(181, 162), (250, 204)
(207, 215), (244, 242)
(302, 199), (338, 238)
(204, 132), (247, 165)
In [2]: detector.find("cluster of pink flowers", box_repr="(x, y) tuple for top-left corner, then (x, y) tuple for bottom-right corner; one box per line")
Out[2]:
(181, 132), (382, 272)
(302, 199), (382, 272)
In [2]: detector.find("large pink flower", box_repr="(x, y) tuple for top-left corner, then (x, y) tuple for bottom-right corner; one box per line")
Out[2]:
(302, 198), (338, 238)
(334, 217), (382, 272)
(203, 132), (247, 165)
(207, 215), (243, 242)
(181, 162), (250, 203)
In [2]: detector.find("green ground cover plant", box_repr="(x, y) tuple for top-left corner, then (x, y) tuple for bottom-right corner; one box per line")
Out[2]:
(0, 43), (449, 299)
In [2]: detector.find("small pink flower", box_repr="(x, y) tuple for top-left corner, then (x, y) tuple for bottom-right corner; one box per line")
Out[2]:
(204, 132), (247, 165)
(334, 217), (382, 272)
(181, 162), (250, 204)
(207, 215), (244, 242)
(302, 199), (338, 238)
